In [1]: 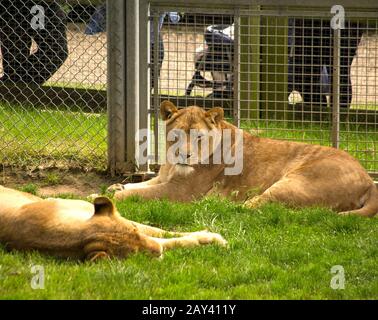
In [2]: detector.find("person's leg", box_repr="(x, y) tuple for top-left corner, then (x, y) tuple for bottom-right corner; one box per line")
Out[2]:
(0, 1), (32, 82)
(25, 1), (68, 85)
(320, 20), (332, 105)
(339, 21), (364, 109)
(289, 18), (326, 107)
(302, 19), (331, 107)
(288, 18), (305, 98)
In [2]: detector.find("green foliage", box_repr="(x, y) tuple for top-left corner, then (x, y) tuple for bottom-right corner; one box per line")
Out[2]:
(18, 183), (38, 195)
(44, 173), (61, 186)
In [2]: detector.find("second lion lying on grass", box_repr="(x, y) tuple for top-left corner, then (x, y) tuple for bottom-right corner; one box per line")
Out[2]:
(0, 186), (226, 261)
(110, 100), (378, 217)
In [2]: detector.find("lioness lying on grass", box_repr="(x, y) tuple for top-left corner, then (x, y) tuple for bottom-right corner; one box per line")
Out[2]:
(111, 100), (378, 217)
(0, 186), (226, 261)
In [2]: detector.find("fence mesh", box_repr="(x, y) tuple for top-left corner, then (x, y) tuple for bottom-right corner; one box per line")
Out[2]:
(1, 2), (377, 176)
(0, 0), (107, 171)
(150, 6), (378, 175)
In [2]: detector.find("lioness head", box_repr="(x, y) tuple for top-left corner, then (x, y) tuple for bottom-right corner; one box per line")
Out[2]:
(86, 197), (162, 260)
(160, 100), (227, 169)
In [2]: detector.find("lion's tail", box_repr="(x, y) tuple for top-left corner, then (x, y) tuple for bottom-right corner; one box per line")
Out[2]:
(342, 183), (378, 217)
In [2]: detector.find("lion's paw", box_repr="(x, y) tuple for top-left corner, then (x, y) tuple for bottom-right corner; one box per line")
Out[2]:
(107, 183), (125, 192)
(194, 231), (228, 247)
(87, 193), (100, 201)
(244, 195), (266, 209)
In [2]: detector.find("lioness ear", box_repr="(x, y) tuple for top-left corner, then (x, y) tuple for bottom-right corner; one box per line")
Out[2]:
(160, 100), (178, 120)
(205, 107), (224, 124)
(94, 197), (115, 216)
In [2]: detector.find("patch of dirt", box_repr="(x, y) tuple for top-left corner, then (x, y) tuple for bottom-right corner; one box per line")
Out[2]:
(0, 166), (121, 198)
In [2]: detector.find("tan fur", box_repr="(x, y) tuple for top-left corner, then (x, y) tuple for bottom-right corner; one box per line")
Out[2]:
(112, 101), (378, 217)
(0, 186), (227, 261)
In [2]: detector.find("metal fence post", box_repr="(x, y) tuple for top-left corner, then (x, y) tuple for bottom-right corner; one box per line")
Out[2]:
(332, 27), (341, 149)
(107, 0), (140, 175)
(153, 13), (160, 165)
(233, 10), (241, 127)
(139, 0), (150, 172)
(125, 0), (140, 171)
(107, 0), (126, 175)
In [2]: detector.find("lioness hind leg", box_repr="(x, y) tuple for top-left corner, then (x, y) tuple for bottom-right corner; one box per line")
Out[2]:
(244, 194), (271, 209)
(244, 177), (312, 209)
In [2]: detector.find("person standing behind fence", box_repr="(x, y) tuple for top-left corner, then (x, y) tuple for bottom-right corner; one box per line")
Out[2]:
(0, 0), (68, 85)
(288, 18), (364, 109)
(84, 4), (180, 88)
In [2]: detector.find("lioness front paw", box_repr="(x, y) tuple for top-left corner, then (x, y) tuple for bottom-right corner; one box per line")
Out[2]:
(107, 183), (125, 192)
(87, 193), (100, 201)
(210, 233), (228, 247)
(194, 231), (228, 247)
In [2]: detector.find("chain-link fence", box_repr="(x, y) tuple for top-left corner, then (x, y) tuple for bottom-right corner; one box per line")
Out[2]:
(149, 3), (378, 177)
(0, 0), (107, 171)
(1, 1), (377, 177)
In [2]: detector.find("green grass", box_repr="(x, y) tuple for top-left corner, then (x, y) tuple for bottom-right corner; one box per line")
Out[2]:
(0, 102), (107, 170)
(0, 196), (377, 299)
(350, 104), (378, 111)
(1, 102), (378, 171)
